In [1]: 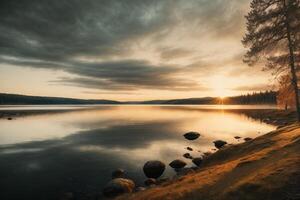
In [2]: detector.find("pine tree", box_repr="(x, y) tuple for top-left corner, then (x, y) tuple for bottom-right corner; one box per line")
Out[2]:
(242, 0), (300, 121)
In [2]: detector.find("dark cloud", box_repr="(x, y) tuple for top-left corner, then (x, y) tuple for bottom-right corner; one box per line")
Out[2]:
(0, 0), (250, 92)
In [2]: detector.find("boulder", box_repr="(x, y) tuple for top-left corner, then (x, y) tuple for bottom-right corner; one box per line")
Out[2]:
(169, 159), (187, 169)
(143, 160), (166, 179)
(183, 153), (193, 159)
(192, 157), (203, 166)
(112, 168), (125, 179)
(183, 132), (200, 140)
(102, 178), (135, 198)
(144, 178), (156, 186)
(213, 140), (227, 149)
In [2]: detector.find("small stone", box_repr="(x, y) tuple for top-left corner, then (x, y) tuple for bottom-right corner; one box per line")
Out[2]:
(213, 140), (227, 149)
(183, 132), (200, 140)
(102, 178), (135, 198)
(144, 178), (156, 186)
(169, 159), (187, 169)
(186, 147), (193, 151)
(234, 136), (241, 139)
(112, 168), (125, 179)
(183, 153), (193, 159)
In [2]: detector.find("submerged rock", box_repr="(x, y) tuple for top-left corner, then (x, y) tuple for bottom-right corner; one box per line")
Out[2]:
(143, 160), (166, 179)
(213, 140), (227, 149)
(169, 159), (187, 169)
(183, 132), (200, 140)
(183, 153), (193, 159)
(192, 157), (203, 167)
(112, 168), (125, 179)
(103, 178), (135, 198)
(144, 178), (156, 186)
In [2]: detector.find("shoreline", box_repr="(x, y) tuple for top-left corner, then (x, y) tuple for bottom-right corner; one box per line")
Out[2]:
(114, 110), (300, 200)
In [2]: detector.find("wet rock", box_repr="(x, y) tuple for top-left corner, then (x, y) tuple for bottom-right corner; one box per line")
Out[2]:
(183, 132), (200, 140)
(213, 140), (227, 149)
(7, 117), (12, 120)
(244, 137), (253, 142)
(169, 159), (187, 169)
(143, 160), (166, 179)
(234, 136), (241, 139)
(183, 153), (193, 159)
(112, 168), (125, 179)
(192, 157), (203, 167)
(144, 178), (156, 186)
(103, 178), (135, 198)
(186, 147), (193, 151)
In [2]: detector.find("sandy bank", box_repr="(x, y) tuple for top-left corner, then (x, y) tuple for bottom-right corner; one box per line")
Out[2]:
(117, 123), (300, 200)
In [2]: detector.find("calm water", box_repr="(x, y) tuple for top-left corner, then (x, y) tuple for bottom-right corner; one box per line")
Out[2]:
(0, 105), (276, 199)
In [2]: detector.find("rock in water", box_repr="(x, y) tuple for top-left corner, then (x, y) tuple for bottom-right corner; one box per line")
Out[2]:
(103, 178), (135, 198)
(144, 178), (156, 186)
(234, 136), (241, 139)
(183, 132), (200, 140)
(112, 168), (125, 179)
(183, 153), (193, 159)
(143, 160), (166, 179)
(213, 140), (227, 149)
(169, 159), (187, 169)
(192, 157), (203, 166)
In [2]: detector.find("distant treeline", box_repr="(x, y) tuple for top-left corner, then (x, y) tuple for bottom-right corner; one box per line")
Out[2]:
(0, 91), (277, 105)
(223, 91), (277, 105)
(0, 93), (120, 105)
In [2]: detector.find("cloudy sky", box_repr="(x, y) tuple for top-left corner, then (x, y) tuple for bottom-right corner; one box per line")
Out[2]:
(0, 0), (274, 100)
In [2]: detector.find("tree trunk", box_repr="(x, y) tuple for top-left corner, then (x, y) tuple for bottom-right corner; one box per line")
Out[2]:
(284, 0), (300, 122)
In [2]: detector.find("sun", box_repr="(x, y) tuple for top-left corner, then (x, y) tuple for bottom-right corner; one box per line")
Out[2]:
(209, 75), (232, 98)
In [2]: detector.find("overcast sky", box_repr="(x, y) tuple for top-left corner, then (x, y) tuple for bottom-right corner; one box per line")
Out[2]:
(0, 0), (274, 100)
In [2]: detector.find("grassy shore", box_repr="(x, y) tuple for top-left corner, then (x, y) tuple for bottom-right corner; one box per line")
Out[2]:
(117, 110), (300, 200)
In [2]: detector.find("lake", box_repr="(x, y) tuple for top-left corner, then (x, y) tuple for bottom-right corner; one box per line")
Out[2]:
(0, 105), (276, 199)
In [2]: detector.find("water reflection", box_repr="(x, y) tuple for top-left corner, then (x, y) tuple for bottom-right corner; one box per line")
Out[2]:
(0, 106), (275, 200)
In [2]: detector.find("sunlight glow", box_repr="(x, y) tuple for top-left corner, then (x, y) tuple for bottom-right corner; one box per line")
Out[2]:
(210, 75), (232, 98)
